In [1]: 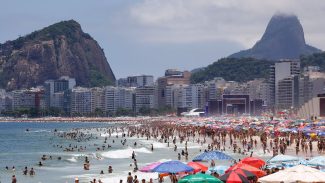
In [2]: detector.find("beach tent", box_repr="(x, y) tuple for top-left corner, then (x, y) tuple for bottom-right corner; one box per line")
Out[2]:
(178, 173), (223, 183)
(193, 151), (234, 161)
(152, 160), (194, 173)
(240, 157), (266, 168)
(267, 154), (299, 163)
(258, 165), (325, 183)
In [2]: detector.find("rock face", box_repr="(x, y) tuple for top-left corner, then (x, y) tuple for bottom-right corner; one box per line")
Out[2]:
(229, 14), (321, 60)
(0, 20), (116, 90)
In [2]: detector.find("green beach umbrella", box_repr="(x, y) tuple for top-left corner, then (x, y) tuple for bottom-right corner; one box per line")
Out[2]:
(178, 173), (223, 183)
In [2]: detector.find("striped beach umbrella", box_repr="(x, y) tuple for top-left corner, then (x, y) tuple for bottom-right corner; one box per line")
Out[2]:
(231, 169), (257, 180)
(219, 171), (250, 183)
(226, 163), (266, 177)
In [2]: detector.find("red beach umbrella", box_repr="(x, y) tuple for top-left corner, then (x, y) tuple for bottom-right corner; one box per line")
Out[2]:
(231, 169), (257, 180)
(219, 171), (250, 183)
(187, 162), (208, 173)
(240, 157), (266, 168)
(226, 163), (266, 177)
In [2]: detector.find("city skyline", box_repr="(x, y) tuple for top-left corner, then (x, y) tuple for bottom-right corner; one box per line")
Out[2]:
(1, 0), (325, 78)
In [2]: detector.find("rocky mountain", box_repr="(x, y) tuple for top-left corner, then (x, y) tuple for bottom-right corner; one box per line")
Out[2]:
(0, 20), (116, 90)
(229, 14), (321, 60)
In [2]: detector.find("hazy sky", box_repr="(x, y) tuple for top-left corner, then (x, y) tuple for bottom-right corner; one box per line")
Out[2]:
(0, 0), (324, 79)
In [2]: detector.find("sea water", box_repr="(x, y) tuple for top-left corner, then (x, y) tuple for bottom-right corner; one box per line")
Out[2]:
(0, 122), (271, 183)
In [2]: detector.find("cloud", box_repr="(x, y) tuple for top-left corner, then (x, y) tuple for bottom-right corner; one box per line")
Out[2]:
(129, 0), (325, 49)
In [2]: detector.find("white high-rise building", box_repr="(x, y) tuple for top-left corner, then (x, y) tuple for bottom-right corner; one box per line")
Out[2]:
(165, 84), (207, 110)
(104, 86), (135, 113)
(269, 60), (300, 110)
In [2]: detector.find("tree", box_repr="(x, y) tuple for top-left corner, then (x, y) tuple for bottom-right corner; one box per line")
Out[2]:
(116, 108), (134, 116)
(138, 107), (151, 116)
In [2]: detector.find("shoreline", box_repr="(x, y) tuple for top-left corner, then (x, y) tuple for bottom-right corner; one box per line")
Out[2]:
(0, 116), (163, 123)
(0, 116), (324, 183)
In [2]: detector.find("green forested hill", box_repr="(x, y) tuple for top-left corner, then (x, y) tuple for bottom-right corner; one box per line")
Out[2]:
(191, 57), (272, 83)
(191, 52), (325, 84)
(300, 52), (325, 70)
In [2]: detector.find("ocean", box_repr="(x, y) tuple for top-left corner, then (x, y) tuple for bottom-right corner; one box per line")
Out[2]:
(0, 122), (272, 183)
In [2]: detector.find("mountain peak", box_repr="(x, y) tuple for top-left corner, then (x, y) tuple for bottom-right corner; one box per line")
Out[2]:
(0, 20), (115, 90)
(229, 14), (321, 60)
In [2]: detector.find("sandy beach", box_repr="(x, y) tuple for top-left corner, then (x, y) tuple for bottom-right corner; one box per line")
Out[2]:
(0, 116), (324, 183)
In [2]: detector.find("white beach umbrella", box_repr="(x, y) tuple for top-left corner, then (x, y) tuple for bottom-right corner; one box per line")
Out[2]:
(258, 165), (325, 183)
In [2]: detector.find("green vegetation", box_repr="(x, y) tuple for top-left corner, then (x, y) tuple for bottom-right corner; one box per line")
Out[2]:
(137, 106), (176, 116)
(191, 52), (325, 84)
(300, 52), (325, 70)
(26, 20), (83, 42)
(115, 108), (134, 116)
(89, 69), (113, 87)
(191, 57), (272, 83)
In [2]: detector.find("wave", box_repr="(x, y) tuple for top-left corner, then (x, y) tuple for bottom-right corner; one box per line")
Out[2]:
(100, 132), (123, 137)
(139, 140), (168, 149)
(101, 147), (152, 159)
(25, 129), (51, 133)
(66, 157), (78, 163)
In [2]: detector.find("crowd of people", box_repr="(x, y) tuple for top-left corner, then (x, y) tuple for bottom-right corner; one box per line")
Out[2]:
(3, 116), (325, 182)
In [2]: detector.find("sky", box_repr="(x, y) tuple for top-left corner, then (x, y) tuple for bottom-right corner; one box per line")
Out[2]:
(0, 0), (325, 79)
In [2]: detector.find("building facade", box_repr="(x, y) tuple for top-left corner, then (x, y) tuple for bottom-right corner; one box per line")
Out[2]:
(269, 60), (300, 110)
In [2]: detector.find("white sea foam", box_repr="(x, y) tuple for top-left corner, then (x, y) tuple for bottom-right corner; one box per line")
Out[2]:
(66, 157), (78, 163)
(101, 147), (152, 159)
(139, 140), (168, 149)
(71, 153), (87, 157)
(26, 129), (51, 133)
(100, 132), (123, 137)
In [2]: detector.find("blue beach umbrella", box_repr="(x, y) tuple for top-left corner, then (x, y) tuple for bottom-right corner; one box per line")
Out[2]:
(152, 160), (194, 173)
(308, 156), (325, 166)
(193, 151), (234, 161)
(318, 131), (325, 137)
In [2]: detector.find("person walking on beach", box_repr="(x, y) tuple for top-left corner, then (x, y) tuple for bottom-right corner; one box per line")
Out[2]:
(132, 151), (135, 159)
(134, 159), (138, 171)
